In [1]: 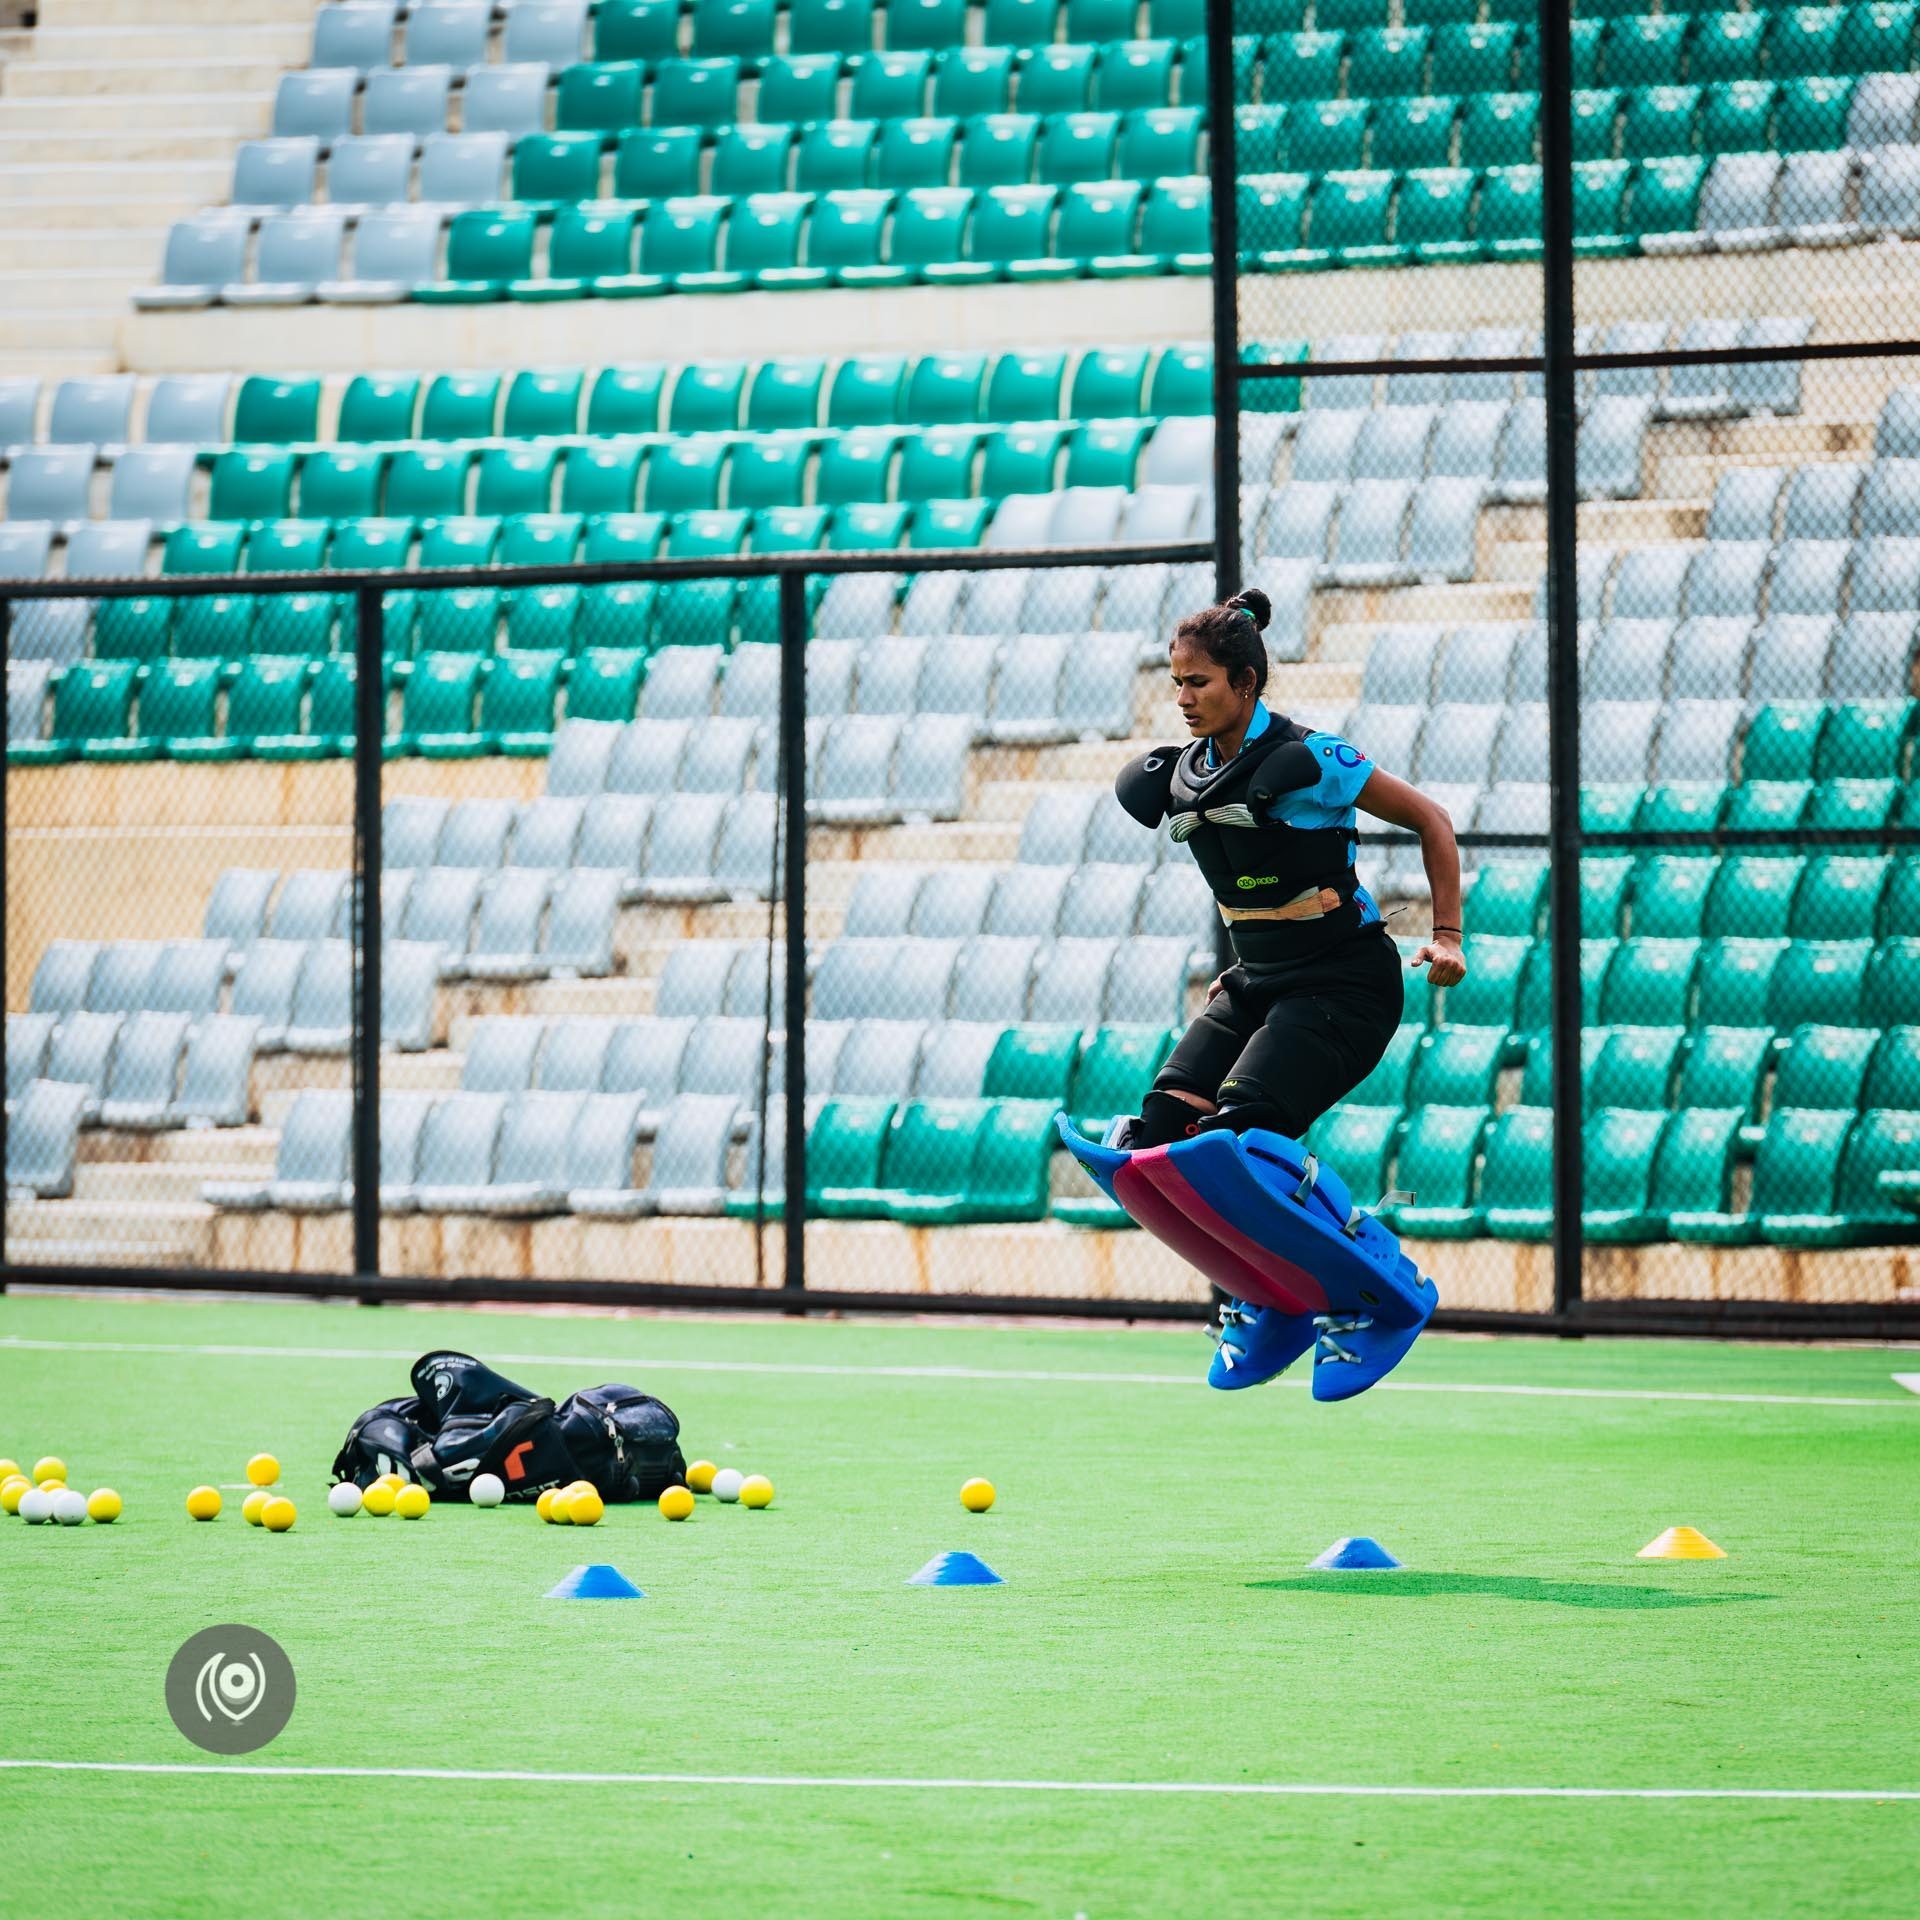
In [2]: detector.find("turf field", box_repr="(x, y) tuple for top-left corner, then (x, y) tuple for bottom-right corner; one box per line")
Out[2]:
(2, 1289), (1917, 1920)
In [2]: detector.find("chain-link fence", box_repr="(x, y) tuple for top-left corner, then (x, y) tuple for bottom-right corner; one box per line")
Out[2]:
(1214, 0), (1920, 1334)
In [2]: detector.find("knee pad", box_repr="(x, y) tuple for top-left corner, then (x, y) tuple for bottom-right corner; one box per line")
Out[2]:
(1134, 1088), (1210, 1149)
(1201, 1075), (1303, 1140)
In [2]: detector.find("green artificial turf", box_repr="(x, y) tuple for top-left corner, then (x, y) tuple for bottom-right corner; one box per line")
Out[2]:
(2, 1290), (1918, 1919)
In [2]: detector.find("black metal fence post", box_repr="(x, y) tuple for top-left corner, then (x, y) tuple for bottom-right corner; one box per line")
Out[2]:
(777, 567), (809, 1297)
(351, 583), (384, 1288)
(1205, 0), (1240, 607)
(1538, 0), (1584, 1322)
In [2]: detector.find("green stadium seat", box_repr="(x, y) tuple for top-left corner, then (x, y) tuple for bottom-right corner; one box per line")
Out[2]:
(731, 434), (816, 508)
(712, 123), (798, 196)
(1286, 99), (1370, 172)
(1867, 1026), (1920, 1108)
(1069, 345), (1149, 418)
(328, 516), (413, 572)
(1345, 1023), (1423, 1109)
(88, 596), (168, 663)
(475, 447), (557, 517)
(1098, 39), (1178, 113)
(417, 210), (535, 302)
(1636, 1106), (1742, 1233)
(756, 52), (841, 120)
(586, 368), (666, 439)
(1020, 44), (1096, 116)
(521, 208), (640, 298)
(1148, 342), (1212, 415)
(669, 362), (748, 434)
(637, 196), (740, 294)
(904, 350), (986, 425)
(1064, 420), (1149, 488)
(1817, 699), (1914, 781)
(1240, 171), (1311, 265)
(338, 374), (419, 442)
(984, 0), (1057, 43)
(1070, 1024), (1174, 1132)
(1068, 0), (1137, 40)
(566, 644), (647, 722)
(1437, 934), (1529, 1031)
(1692, 937), (1784, 1030)
(164, 524), (245, 574)
(512, 133), (605, 206)
(597, 0), (681, 61)
(1701, 79), (1777, 156)
(277, 653), (363, 758)
(1266, 30), (1345, 103)
(95, 658), (221, 763)
(1234, 103), (1288, 172)
(1581, 855), (1634, 937)
(256, 592), (339, 660)
(888, 0), (966, 50)
(1389, 1105), (1491, 1239)
(1048, 179), (1144, 274)
(1722, 778), (1810, 837)
(233, 375), (320, 445)
(1569, 17), (1605, 89)
(878, 1098), (992, 1224)
(956, 1098), (1059, 1222)
(247, 519), (330, 572)
(958, 112), (1038, 187)
(1621, 84), (1701, 161)
(796, 118), (878, 192)
(1627, 853), (1715, 938)
(398, 650), (485, 757)
(499, 513), (585, 568)
(960, 183), (1059, 275)
(1836, 0), (1919, 75)
(299, 449), (385, 524)
(1477, 1103), (1556, 1241)
(1125, 176), (1210, 274)
(1776, 74), (1854, 151)
(829, 501), (912, 547)
(1523, 1028), (1598, 1116)
(1690, 8), (1770, 85)
(1120, 104), (1203, 176)
(1409, 1023), (1505, 1106)
(421, 373), (501, 442)
(1883, 859), (1920, 937)
(732, 192), (827, 291)
(880, 186), (969, 280)
(1775, 1022), (1880, 1115)
(1349, 25), (1432, 98)
(1570, 87), (1622, 162)
(1866, 938), (1920, 1030)
(1460, 92), (1538, 168)
(851, 50), (933, 119)
(1477, 162), (1544, 254)
(1309, 1105), (1402, 1215)
(1637, 781), (1724, 834)
(982, 349), (1065, 422)
(1465, 862), (1547, 939)
(417, 514), (501, 569)
(16, 660), (140, 765)
(934, 46), (1014, 118)
(1516, 937), (1614, 1030)
(1580, 1106), (1670, 1243)
(1602, 936), (1699, 1026)
(809, 1099), (900, 1221)
(415, 586), (501, 659)
(1431, 21), (1518, 95)
(666, 506), (750, 556)
(1628, 155), (1707, 242)
(213, 655), (312, 759)
(1792, 853), (1889, 941)
(1703, 855), (1802, 940)
(1671, 1105), (1844, 1246)
(745, 358), (826, 431)
(1743, 702), (1827, 782)
(210, 450), (295, 523)
(385, 450), (471, 520)
(556, 447), (640, 519)
(1297, 168), (1399, 268)
(1397, 166), (1479, 261)
(1373, 95), (1460, 170)
(1606, 15), (1690, 91)
(556, 60), (646, 137)
(1807, 779), (1900, 831)
(893, 424), (977, 504)
(812, 188), (906, 287)
(692, 0), (777, 58)
(654, 578), (736, 648)
(506, 584), (581, 654)
(653, 57), (744, 128)
(477, 652), (562, 755)
(171, 591), (257, 663)
(873, 116), (957, 189)
(1591, 1024), (1684, 1110)
(1767, 938), (1873, 1031)
(1672, 1025), (1770, 1121)
(981, 422), (1066, 494)
(1580, 785), (1640, 835)
(1039, 110), (1121, 184)
(614, 128), (703, 201)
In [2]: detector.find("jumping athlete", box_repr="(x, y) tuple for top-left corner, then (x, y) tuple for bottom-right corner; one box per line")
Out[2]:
(1107, 587), (1469, 1389)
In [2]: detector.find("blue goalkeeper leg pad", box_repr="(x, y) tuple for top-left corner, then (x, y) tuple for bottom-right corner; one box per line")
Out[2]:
(1058, 1117), (1438, 1402)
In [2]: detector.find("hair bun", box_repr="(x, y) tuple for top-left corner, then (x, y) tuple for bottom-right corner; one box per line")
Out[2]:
(1226, 587), (1271, 633)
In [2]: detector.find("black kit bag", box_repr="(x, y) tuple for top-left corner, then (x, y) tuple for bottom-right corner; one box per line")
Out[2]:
(556, 1384), (687, 1502)
(329, 1395), (431, 1491)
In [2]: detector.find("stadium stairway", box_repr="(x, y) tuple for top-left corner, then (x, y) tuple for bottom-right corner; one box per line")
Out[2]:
(0, 0), (316, 376)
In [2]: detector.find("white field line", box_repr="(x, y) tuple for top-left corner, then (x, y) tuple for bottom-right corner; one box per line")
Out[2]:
(0, 1758), (1914, 1803)
(1894, 1373), (1920, 1395)
(0, 1337), (1911, 1409)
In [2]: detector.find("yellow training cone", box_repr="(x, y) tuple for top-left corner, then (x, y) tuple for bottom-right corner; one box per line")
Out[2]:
(1637, 1526), (1726, 1560)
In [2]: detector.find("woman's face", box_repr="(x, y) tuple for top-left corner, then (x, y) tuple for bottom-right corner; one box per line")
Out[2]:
(1169, 635), (1251, 740)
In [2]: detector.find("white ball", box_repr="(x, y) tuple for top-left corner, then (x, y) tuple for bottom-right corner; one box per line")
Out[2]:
(52, 1489), (89, 1526)
(19, 1488), (53, 1524)
(327, 1482), (363, 1517)
(468, 1473), (505, 1509)
(710, 1468), (744, 1504)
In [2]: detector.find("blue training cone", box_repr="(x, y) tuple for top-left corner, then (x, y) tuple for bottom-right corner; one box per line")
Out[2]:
(908, 1551), (1003, 1587)
(1308, 1536), (1404, 1572)
(546, 1563), (645, 1599)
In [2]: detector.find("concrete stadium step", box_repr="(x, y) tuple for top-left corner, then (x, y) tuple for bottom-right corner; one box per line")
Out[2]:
(26, 24), (310, 65)
(4, 1197), (215, 1255)
(0, 191), (201, 229)
(71, 1162), (250, 1207)
(0, 89), (272, 132)
(78, 1125), (278, 1171)
(2, 55), (295, 97)
(0, 345), (117, 374)
(40, 0), (319, 26)
(0, 227), (165, 271)
(0, 158), (226, 201)
(0, 308), (120, 349)
(1, 1231), (216, 1270)
(0, 264), (140, 309)
(0, 127), (249, 165)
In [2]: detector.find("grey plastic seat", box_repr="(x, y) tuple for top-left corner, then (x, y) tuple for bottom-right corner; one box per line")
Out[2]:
(892, 575), (961, 641)
(0, 521), (52, 577)
(913, 1021), (1000, 1097)
(1581, 701), (1660, 784)
(815, 573), (899, 639)
(382, 797), (447, 870)
(28, 940), (98, 1015)
(712, 792), (779, 897)
(171, 1015), (261, 1128)
(419, 130), (509, 206)
(402, 868), (483, 972)
(469, 1090), (585, 1215)
(1692, 154), (1781, 253)
(313, 2), (398, 72)
(13, 599), (90, 670)
(1847, 73), (1920, 152)
(959, 571), (1029, 639)
(1021, 566), (1101, 636)
(464, 869), (553, 980)
(381, 940), (445, 1051)
(232, 137), (321, 211)
(1492, 397), (1546, 502)
(1428, 401), (1508, 481)
(606, 716), (691, 795)
(41, 1007), (120, 1118)
(1608, 549), (1691, 624)
(508, 797), (584, 872)
(1850, 536), (1920, 614)
(1706, 468), (1786, 543)
(1433, 625), (1517, 705)
(317, 209), (442, 303)
(1493, 704), (1550, 784)
(947, 936), (1038, 1022)
(832, 1020), (923, 1096)
(1054, 627), (1140, 740)
(1859, 459), (1920, 540)
(1781, 464), (1863, 543)
(7, 447), (94, 527)
(1344, 703), (1423, 775)
(719, 941), (776, 1020)
(1880, 387), (1920, 460)
(1859, 145), (1920, 237)
(1057, 865), (1144, 940)
(1577, 397), (1653, 501)
(86, 941), (162, 1015)
(271, 69), (357, 144)
(546, 718), (621, 797)
(1385, 331), (1457, 408)
(404, 2), (489, 70)
(439, 797), (516, 870)
(1734, 315), (1812, 417)
(679, 715), (758, 793)
(503, 0), (587, 67)
(656, 939), (733, 1019)
(628, 1093), (740, 1216)
(96, 1010), (191, 1130)
(1667, 617), (1752, 701)
(1829, 613), (1916, 698)
(854, 640), (927, 718)
(914, 635), (998, 728)
(1087, 787), (1166, 868)
(911, 865), (997, 940)
(1017, 788), (1097, 866)
(133, 214), (253, 309)
(48, 375), (134, 450)
(1768, 540), (1849, 618)
(540, 869), (622, 974)
(1104, 935), (1192, 1025)
(890, 713), (971, 818)
(1049, 487), (1126, 546)
(69, 517), (155, 575)
(1361, 626), (1439, 705)
(266, 869), (345, 944)
(639, 792), (728, 902)
(228, 939), (306, 1048)
(716, 644), (779, 723)
(1747, 615), (1834, 702)
(535, 1017), (614, 1092)
(1352, 407), (1437, 483)
(1687, 542), (1768, 619)
(227, 208), (346, 305)
(1261, 481), (1339, 564)
(813, 936), (957, 1023)
(1026, 936), (1114, 1026)
(604, 1016), (694, 1123)
(1138, 416), (1212, 488)
(1119, 483), (1200, 542)
(326, 134), (415, 210)
(8, 660), (52, 740)
(576, 792), (652, 895)
(564, 1090), (646, 1209)
(145, 940), (227, 1018)
(843, 865), (923, 938)
(366, 1089), (431, 1213)
(463, 58), (553, 136)
(0, 375), (38, 454)
(363, 67), (453, 142)
(7, 1011), (58, 1112)
(145, 374), (232, 447)
(284, 939), (352, 1051)
(414, 1091), (509, 1213)
(677, 1017), (768, 1100)
(1775, 152), (1855, 250)
(1137, 862), (1213, 946)
(1302, 334), (1383, 411)
(987, 634), (1068, 744)
(1652, 700), (1740, 782)
(1473, 781), (1549, 840)
(639, 645), (721, 722)
(107, 448), (196, 533)
(813, 715), (900, 823)
(1289, 411), (1365, 485)
(9, 1077), (93, 1198)
(1331, 478), (1415, 585)
(986, 863), (1068, 936)
(1413, 703), (1503, 786)
(1661, 317), (1746, 420)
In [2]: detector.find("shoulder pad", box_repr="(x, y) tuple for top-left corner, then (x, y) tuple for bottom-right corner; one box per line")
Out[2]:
(1113, 745), (1182, 828)
(1246, 736), (1322, 805)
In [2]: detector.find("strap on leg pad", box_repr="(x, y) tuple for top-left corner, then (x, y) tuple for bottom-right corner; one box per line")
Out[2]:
(1135, 1088), (1210, 1148)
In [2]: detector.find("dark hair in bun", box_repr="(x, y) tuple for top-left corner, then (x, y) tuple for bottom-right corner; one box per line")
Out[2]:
(1172, 587), (1272, 696)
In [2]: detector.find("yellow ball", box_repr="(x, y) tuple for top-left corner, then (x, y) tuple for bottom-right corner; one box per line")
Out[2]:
(261, 1497), (296, 1533)
(185, 1486), (222, 1521)
(566, 1487), (605, 1527)
(658, 1485), (696, 1522)
(535, 1487), (560, 1523)
(686, 1460), (717, 1494)
(87, 1489), (122, 1524)
(32, 1457), (66, 1485)
(375, 1473), (406, 1493)
(0, 1458), (20, 1482)
(361, 1482), (397, 1517)
(394, 1485), (430, 1520)
(243, 1490), (273, 1527)
(739, 1475), (774, 1510)
(245, 1453), (280, 1487)
(1, 1477), (30, 1515)
(960, 1477), (996, 1513)
(38, 1477), (66, 1494)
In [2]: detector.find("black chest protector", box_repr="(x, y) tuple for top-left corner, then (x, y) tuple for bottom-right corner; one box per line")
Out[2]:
(1114, 716), (1366, 965)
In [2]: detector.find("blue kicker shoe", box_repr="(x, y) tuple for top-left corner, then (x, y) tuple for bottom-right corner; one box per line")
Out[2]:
(1207, 1298), (1320, 1391)
(1307, 1267), (1440, 1403)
